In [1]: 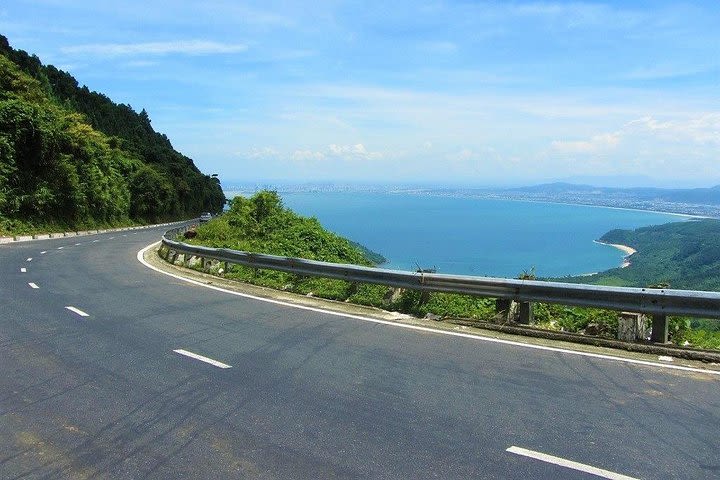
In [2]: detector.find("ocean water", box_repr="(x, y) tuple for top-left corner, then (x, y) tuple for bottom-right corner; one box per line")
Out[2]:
(227, 191), (683, 278)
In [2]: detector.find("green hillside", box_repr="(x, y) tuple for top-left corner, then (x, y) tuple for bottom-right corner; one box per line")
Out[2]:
(191, 191), (377, 265)
(0, 35), (224, 235)
(557, 219), (720, 291)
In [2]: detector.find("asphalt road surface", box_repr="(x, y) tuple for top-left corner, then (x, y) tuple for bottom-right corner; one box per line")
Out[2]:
(1, 225), (719, 479)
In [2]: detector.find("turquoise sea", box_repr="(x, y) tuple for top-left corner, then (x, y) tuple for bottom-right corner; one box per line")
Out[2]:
(226, 191), (684, 278)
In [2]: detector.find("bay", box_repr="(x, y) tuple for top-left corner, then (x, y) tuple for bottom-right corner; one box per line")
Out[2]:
(226, 191), (684, 278)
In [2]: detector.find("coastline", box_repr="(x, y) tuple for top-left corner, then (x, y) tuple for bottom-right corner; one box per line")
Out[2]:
(594, 240), (637, 268)
(225, 188), (711, 220)
(425, 193), (707, 220)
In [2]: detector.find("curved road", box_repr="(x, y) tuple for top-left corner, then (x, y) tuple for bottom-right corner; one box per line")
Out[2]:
(1, 226), (719, 479)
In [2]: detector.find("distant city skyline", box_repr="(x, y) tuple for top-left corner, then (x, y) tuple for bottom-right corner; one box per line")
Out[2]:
(2, 1), (718, 187)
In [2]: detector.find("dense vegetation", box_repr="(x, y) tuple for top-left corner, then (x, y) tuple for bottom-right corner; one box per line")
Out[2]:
(0, 35), (224, 235)
(550, 218), (720, 348)
(192, 191), (376, 264)
(187, 196), (720, 350)
(188, 191), (499, 319)
(560, 219), (720, 291)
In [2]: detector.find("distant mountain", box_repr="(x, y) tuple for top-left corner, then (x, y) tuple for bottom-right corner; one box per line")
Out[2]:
(663, 185), (720, 204)
(557, 174), (660, 188)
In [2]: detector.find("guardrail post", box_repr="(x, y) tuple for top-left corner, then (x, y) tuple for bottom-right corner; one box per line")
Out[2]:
(203, 258), (214, 271)
(518, 302), (533, 324)
(618, 312), (648, 342)
(495, 298), (511, 319)
(651, 314), (669, 343)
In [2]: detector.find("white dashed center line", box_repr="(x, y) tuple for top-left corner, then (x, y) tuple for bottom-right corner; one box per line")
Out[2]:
(109, 237), (115, 240)
(75, 242), (82, 246)
(26, 257), (32, 262)
(28, 282), (39, 289)
(57, 246), (64, 250)
(20, 267), (26, 273)
(92, 240), (100, 243)
(173, 349), (232, 369)
(506, 446), (639, 480)
(65, 306), (90, 317)
(40, 251), (47, 254)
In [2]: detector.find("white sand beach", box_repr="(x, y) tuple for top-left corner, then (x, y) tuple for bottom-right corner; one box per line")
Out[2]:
(593, 240), (637, 268)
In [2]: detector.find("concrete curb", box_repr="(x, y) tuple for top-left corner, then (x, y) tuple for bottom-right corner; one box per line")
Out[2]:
(1, 219), (195, 245)
(447, 318), (720, 363)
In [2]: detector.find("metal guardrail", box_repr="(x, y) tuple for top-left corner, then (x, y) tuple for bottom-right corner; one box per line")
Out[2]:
(161, 227), (720, 332)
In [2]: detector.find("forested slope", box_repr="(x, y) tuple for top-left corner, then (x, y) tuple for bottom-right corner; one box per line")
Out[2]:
(558, 219), (720, 291)
(0, 35), (224, 234)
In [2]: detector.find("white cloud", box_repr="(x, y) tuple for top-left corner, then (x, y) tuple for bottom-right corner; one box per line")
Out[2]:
(292, 150), (326, 161)
(61, 40), (248, 57)
(552, 114), (720, 155)
(624, 115), (720, 145)
(328, 143), (382, 159)
(293, 144), (383, 162)
(551, 132), (621, 154)
(245, 147), (280, 159)
(455, 148), (475, 161)
(242, 144), (383, 163)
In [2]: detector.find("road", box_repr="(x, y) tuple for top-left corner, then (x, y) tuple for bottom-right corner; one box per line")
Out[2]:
(1, 225), (719, 479)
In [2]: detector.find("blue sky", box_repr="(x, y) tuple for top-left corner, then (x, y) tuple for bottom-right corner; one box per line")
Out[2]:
(2, 1), (718, 187)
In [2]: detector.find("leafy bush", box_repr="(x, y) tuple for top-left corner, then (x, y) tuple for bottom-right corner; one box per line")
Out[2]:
(534, 303), (618, 336)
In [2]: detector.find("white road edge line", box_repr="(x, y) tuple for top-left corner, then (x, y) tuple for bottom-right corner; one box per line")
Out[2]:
(137, 242), (720, 377)
(173, 349), (232, 369)
(20, 267), (26, 273)
(65, 306), (90, 317)
(28, 282), (39, 289)
(506, 446), (639, 480)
